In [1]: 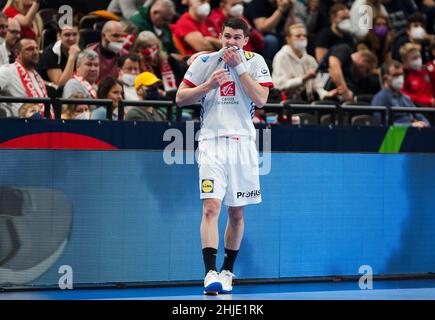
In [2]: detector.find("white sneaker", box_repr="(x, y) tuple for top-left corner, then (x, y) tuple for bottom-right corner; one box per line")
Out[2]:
(218, 270), (235, 293)
(204, 270), (223, 295)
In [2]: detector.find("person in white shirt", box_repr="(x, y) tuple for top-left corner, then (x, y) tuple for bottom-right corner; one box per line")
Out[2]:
(176, 17), (272, 296)
(0, 13), (9, 65)
(0, 38), (47, 117)
(63, 49), (100, 100)
(3, 18), (21, 64)
(118, 54), (141, 101)
(272, 23), (336, 101)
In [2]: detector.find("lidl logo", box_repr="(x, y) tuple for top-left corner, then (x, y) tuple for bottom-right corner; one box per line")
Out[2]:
(201, 179), (214, 193)
(244, 51), (254, 60)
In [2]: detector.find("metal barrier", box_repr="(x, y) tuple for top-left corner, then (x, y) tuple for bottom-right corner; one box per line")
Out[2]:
(389, 107), (435, 126)
(1, 96), (435, 126)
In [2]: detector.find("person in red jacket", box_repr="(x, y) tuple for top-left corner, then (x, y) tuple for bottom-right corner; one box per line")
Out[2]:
(400, 42), (435, 108)
(209, 0), (264, 52)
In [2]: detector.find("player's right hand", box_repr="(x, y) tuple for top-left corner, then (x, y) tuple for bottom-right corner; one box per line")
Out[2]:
(208, 69), (230, 89)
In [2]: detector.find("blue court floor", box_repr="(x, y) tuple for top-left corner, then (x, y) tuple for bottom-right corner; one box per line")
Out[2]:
(1, 279), (435, 300)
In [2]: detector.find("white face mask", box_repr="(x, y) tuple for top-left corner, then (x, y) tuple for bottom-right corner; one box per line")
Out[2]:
(294, 39), (307, 50)
(337, 19), (352, 33)
(74, 111), (90, 120)
(107, 40), (124, 54)
(196, 2), (211, 17)
(391, 75), (404, 90)
(121, 73), (137, 87)
(229, 4), (244, 17)
(410, 26), (426, 41)
(409, 58), (423, 71)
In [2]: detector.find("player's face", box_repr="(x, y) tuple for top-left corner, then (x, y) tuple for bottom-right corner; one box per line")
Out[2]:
(220, 27), (249, 49)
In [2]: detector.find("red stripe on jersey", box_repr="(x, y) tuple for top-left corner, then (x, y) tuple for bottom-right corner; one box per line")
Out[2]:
(260, 82), (274, 88)
(183, 79), (197, 88)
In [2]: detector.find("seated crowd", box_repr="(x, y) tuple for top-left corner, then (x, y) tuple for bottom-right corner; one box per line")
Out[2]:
(0, 0), (434, 127)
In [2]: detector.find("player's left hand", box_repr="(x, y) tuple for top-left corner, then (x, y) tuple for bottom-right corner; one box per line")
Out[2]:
(222, 47), (242, 68)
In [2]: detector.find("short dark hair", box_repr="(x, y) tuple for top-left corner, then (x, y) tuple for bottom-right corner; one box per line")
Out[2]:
(329, 4), (348, 20)
(221, 17), (249, 37)
(407, 12), (426, 29)
(14, 38), (37, 53)
(97, 77), (124, 100)
(381, 60), (402, 78)
(118, 54), (140, 69)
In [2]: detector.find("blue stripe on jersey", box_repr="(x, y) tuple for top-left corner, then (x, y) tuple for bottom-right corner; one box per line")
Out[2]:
(200, 97), (205, 128)
(250, 102), (255, 119)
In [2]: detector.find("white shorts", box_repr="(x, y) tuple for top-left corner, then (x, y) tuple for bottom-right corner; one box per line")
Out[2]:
(198, 136), (262, 207)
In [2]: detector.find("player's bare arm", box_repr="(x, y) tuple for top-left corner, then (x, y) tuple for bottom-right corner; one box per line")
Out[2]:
(222, 48), (269, 108)
(176, 69), (230, 107)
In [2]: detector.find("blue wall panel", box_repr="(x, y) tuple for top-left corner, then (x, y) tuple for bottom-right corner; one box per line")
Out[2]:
(1, 150), (434, 287)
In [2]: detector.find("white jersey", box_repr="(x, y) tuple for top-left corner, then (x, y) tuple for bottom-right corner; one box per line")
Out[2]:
(182, 48), (273, 141)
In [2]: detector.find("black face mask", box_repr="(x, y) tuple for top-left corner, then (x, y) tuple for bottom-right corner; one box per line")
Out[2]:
(146, 87), (160, 100)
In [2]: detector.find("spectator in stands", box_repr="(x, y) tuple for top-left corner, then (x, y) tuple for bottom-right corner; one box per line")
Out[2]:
(124, 70), (166, 121)
(209, 0), (264, 52)
(315, 3), (354, 63)
(326, 44), (380, 102)
(133, 31), (178, 92)
(61, 92), (91, 120)
(383, 0), (418, 32)
(350, 0), (388, 39)
(120, 20), (139, 52)
(107, 0), (142, 20)
(130, 0), (180, 56)
(356, 14), (395, 67)
(244, 0), (295, 61)
(272, 23), (336, 102)
(3, 18), (21, 63)
(63, 49), (99, 100)
(0, 13), (9, 65)
(172, 0), (221, 55)
(17, 102), (39, 118)
(392, 12), (432, 64)
(92, 76), (124, 120)
(36, 23), (81, 88)
(2, 0), (43, 44)
(372, 59), (429, 127)
(87, 20), (129, 79)
(0, 38), (47, 117)
(118, 54), (141, 101)
(400, 42), (435, 107)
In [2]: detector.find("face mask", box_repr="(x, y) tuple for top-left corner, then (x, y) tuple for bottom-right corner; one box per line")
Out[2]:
(337, 19), (352, 34)
(121, 73), (137, 87)
(107, 40), (124, 54)
(391, 75), (404, 90)
(410, 26), (426, 41)
(229, 4), (244, 17)
(74, 111), (90, 120)
(196, 2), (211, 17)
(409, 58), (423, 71)
(294, 39), (307, 50)
(146, 87), (160, 100)
(374, 25), (388, 38)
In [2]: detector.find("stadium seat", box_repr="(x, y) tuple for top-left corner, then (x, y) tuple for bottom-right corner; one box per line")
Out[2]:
(351, 114), (377, 126)
(294, 113), (317, 125)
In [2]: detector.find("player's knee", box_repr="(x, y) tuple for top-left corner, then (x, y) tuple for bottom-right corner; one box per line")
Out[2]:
(228, 207), (244, 224)
(202, 200), (221, 220)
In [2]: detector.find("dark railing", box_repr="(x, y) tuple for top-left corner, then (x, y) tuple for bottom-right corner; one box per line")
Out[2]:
(1, 96), (435, 127)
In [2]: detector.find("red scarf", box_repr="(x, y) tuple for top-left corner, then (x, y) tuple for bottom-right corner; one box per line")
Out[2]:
(15, 61), (47, 98)
(73, 74), (97, 99)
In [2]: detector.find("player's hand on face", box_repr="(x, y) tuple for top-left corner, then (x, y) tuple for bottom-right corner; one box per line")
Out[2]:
(209, 69), (230, 88)
(222, 47), (242, 68)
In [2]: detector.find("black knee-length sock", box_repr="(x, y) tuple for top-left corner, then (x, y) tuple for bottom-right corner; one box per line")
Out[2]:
(202, 247), (218, 275)
(221, 248), (239, 272)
